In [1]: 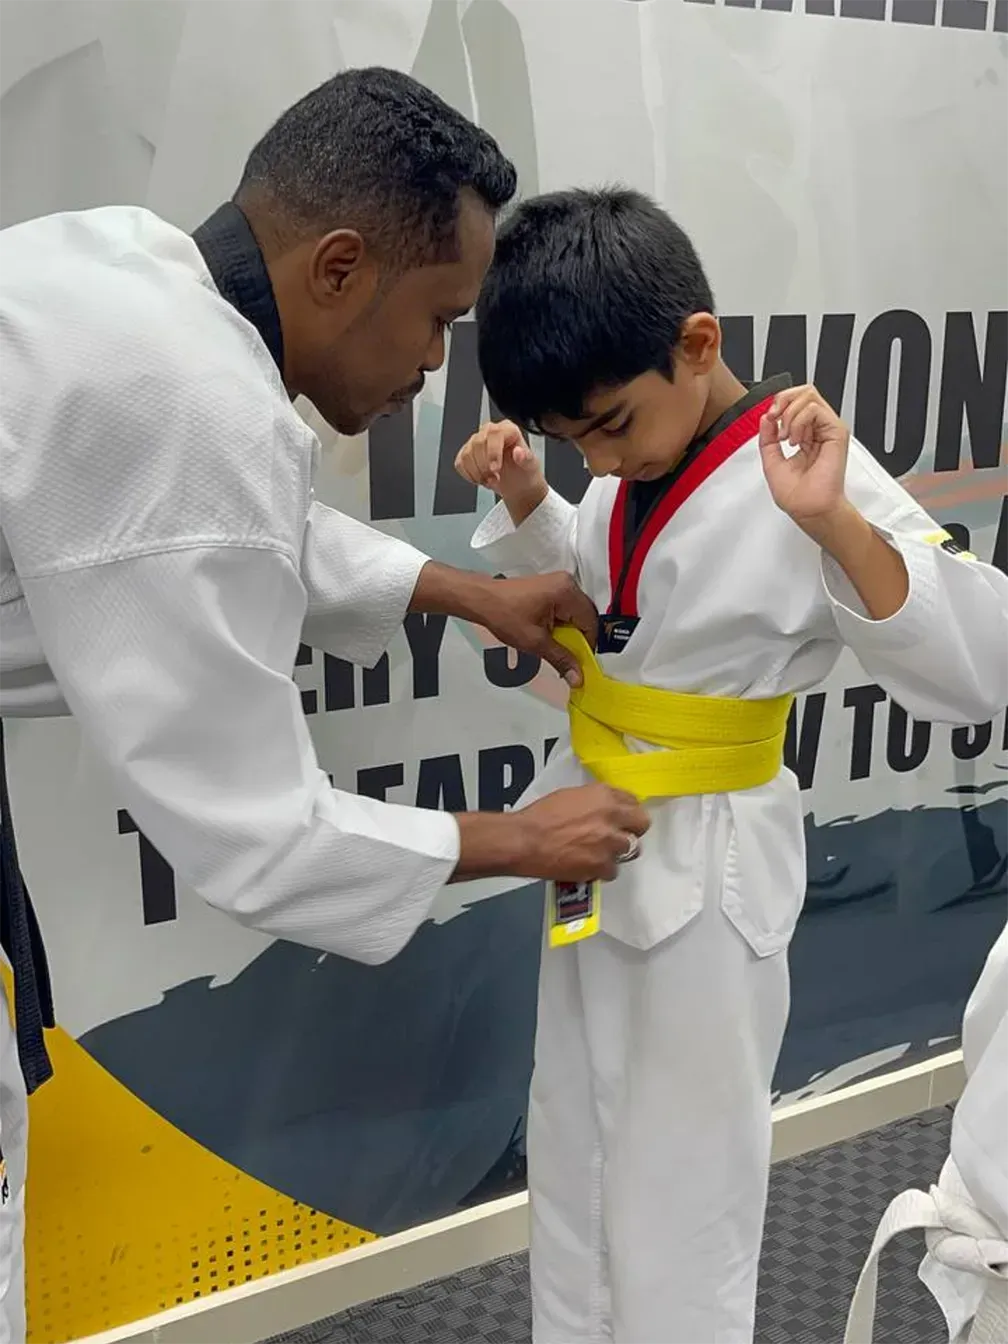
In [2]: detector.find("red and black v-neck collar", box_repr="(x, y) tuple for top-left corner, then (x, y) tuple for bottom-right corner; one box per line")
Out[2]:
(607, 373), (792, 617)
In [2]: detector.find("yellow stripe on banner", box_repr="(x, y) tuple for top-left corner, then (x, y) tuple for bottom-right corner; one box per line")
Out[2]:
(3, 972), (376, 1344)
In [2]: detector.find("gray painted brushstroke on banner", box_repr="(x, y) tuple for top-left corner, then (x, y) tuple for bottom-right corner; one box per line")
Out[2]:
(462, 0), (539, 197)
(411, 0), (475, 124)
(410, 1), (540, 196)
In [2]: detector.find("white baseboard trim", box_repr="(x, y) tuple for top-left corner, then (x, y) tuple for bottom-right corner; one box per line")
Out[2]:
(77, 1050), (964, 1344)
(770, 1048), (964, 1163)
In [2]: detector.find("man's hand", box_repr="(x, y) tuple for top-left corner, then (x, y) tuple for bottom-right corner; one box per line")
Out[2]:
(455, 420), (549, 527)
(411, 562), (597, 688)
(476, 572), (597, 687)
(452, 783), (651, 884)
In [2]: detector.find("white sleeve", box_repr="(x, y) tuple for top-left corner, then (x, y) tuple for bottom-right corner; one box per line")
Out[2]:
(822, 442), (1008, 725)
(470, 489), (579, 576)
(19, 544), (459, 963)
(300, 499), (429, 667)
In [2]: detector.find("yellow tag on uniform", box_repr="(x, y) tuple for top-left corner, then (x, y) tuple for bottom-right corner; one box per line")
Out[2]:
(921, 529), (976, 561)
(547, 879), (601, 948)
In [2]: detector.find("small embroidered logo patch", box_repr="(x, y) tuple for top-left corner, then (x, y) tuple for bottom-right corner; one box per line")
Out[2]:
(921, 529), (976, 562)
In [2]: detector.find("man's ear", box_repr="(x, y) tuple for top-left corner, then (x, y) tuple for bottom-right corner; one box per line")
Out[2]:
(308, 229), (378, 312)
(677, 313), (721, 375)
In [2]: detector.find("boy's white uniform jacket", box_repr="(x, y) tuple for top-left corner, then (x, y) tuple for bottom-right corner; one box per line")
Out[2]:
(473, 387), (1008, 956)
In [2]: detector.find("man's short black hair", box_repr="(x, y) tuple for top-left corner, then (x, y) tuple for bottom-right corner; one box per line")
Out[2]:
(236, 67), (517, 267)
(477, 188), (715, 430)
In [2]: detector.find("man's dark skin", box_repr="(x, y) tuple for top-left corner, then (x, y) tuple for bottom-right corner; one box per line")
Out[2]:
(240, 185), (650, 881)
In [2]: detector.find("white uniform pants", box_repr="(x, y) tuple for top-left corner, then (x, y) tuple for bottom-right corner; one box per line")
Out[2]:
(528, 891), (791, 1344)
(0, 993), (27, 1344)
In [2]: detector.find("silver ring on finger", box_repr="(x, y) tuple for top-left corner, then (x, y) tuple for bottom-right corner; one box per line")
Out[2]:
(616, 833), (641, 864)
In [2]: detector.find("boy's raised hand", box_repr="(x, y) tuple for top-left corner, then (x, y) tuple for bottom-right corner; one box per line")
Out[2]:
(758, 385), (851, 533)
(456, 419), (546, 498)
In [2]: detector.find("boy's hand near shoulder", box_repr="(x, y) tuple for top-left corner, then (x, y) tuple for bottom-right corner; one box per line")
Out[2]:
(758, 385), (910, 622)
(456, 420), (549, 526)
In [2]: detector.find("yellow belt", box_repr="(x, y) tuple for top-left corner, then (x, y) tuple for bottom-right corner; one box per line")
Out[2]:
(554, 627), (793, 801)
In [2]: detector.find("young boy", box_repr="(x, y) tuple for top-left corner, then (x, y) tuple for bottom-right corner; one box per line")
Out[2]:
(455, 189), (1008, 1344)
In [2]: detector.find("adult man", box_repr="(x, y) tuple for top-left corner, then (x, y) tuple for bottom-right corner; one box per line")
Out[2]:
(0, 68), (648, 1340)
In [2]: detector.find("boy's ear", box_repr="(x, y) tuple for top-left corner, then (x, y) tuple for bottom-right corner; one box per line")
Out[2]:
(677, 313), (721, 374)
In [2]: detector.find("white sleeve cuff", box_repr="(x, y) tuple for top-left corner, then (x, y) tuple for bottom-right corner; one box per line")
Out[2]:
(349, 537), (429, 668)
(822, 528), (940, 654)
(470, 490), (577, 575)
(301, 503), (430, 668)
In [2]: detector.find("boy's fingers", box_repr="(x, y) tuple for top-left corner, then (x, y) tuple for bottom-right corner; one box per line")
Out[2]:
(787, 405), (820, 448)
(454, 446), (478, 484)
(484, 425), (507, 476)
(770, 383), (817, 419)
(758, 414), (786, 468)
(779, 389), (815, 440)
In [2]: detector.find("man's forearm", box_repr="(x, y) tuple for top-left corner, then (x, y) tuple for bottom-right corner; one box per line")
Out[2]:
(449, 811), (529, 883)
(409, 560), (497, 622)
(806, 502), (910, 621)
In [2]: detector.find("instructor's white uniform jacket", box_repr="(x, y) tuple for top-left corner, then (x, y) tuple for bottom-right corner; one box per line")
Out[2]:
(0, 202), (458, 1344)
(1, 205), (460, 960)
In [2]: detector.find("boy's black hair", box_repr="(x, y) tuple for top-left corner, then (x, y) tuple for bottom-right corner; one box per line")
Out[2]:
(476, 188), (715, 430)
(236, 67), (516, 268)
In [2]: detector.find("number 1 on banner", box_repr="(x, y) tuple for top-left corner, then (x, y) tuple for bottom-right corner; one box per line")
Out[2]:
(548, 879), (601, 948)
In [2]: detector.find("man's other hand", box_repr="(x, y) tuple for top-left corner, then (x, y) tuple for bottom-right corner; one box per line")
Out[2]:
(411, 563), (597, 688)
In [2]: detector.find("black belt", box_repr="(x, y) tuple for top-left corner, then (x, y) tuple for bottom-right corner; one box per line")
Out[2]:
(0, 721), (54, 1094)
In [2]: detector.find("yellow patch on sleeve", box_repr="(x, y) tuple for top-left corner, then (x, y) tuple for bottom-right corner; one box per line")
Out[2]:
(920, 529), (976, 561)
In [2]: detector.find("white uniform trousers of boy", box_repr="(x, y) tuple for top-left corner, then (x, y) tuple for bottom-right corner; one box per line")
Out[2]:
(471, 398), (1008, 1344)
(531, 845), (788, 1343)
(845, 924), (1008, 1344)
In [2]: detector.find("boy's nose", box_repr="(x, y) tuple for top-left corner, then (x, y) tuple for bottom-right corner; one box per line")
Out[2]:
(585, 446), (622, 478)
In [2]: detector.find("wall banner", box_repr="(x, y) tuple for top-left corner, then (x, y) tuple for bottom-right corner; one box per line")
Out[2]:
(0, 1), (1005, 1339)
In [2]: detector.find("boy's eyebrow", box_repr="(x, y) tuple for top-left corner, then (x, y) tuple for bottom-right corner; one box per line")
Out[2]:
(578, 404), (625, 436)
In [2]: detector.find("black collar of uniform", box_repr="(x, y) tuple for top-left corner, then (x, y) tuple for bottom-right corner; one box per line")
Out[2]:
(694, 371), (793, 457)
(626, 371), (794, 539)
(192, 202), (285, 374)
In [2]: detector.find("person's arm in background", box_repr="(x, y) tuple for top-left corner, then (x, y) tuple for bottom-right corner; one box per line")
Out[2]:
(760, 386), (1007, 723)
